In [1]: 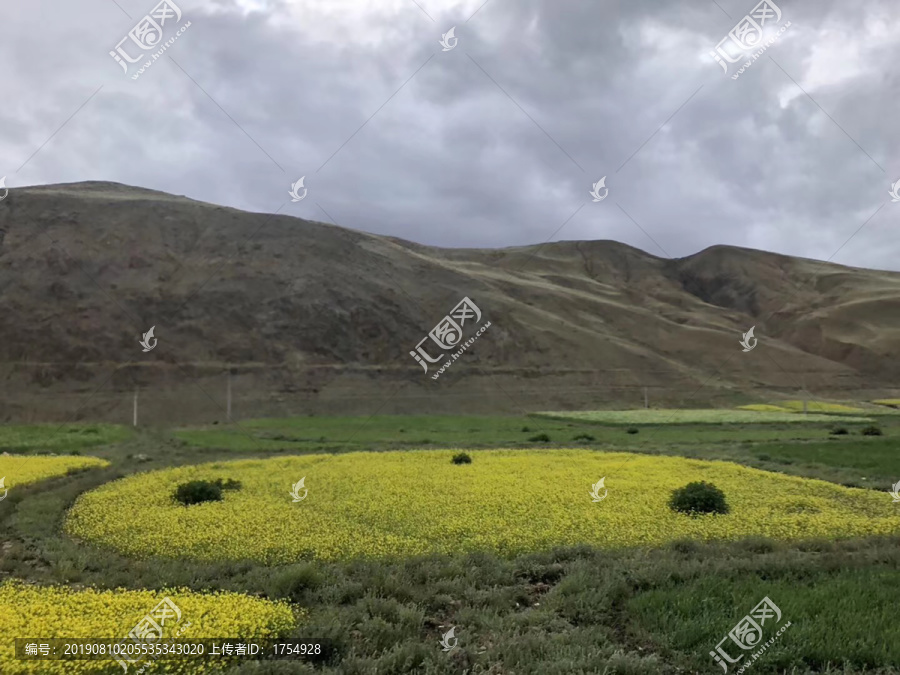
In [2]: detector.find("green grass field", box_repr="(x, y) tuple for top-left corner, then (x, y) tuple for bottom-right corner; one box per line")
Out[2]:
(0, 423), (129, 453)
(171, 413), (866, 453)
(1, 410), (898, 674)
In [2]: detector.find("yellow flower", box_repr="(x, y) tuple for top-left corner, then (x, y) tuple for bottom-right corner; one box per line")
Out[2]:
(0, 455), (109, 493)
(65, 450), (900, 564)
(535, 409), (873, 423)
(0, 581), (297, 674)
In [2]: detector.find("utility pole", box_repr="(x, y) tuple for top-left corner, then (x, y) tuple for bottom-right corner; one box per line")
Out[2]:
(133, 388), (138, 427)
(644, 386), (649, 409)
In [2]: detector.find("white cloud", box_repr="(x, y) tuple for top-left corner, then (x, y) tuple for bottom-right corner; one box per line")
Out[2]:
(0, 0), (898, 271)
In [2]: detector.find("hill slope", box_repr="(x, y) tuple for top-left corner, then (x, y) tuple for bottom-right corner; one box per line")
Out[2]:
(1, 182), (898, 423)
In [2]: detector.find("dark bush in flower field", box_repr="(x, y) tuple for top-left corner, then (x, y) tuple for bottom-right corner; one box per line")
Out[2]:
(668, 481), (730, 516)
(174, 478), (242, 506)
(451, 452), (472, 464)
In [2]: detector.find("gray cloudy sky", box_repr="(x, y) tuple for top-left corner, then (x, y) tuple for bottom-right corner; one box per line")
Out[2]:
(3, 0), (899, 269)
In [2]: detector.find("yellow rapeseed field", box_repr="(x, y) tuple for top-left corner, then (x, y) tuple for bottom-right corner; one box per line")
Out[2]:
(0, 580), (297, 674)
(735, 404), (794, 412)
(872, 399), (900, 407)
(777, 400), (866, 413)
(65, 450), (900, 564)
(533, 409), (873, 424)
(0, 455), (109, 492)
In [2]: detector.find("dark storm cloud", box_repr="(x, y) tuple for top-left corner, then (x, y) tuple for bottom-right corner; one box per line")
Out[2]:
(1, 0), (898, 269)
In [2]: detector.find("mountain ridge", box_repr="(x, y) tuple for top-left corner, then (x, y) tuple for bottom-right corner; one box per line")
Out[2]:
(0, 181), (897, 423)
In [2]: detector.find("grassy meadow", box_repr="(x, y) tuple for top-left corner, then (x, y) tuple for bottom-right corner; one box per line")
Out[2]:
(1, 409), (899, 673)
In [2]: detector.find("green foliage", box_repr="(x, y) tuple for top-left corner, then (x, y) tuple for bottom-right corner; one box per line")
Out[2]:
(626, 427), (639, 434)
(668, 481), (729, 516)
(6, 412), (900, 673)
(267, 563), (325, 602)
(861, 425), (883, 436)
(830, 427), (849, 435)
(173, 478), (241, 506)
(174, 480), (222, 506)
(451, 452), (472, 465)
(0, 424), (130, 452)
(173, 414), (855, 452)
(573, 433), (595, 442)
(528, 433), (551, 442)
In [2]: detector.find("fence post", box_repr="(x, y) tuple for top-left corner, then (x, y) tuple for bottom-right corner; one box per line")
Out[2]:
(226, 371), (232, 422)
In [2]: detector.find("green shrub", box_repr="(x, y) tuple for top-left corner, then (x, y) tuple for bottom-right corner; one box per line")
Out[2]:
(174, 480), (222, 506)
(174, 478), (241, 506)
(573, 433), (595, 442)
(215, 478), (242, 491)
(451, 453), (472, 465)
(268, 563), (324, 601)
(861, 425), (882, 436)
(626, 427), (639, 434)
(668, 481), (730, 516)
(830, 427), (849, 435)
(528, 433), (551, 442)
(521, 426), (531, 432)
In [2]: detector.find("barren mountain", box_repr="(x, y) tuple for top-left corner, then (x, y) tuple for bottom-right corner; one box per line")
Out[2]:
(1, 182), (897, 424)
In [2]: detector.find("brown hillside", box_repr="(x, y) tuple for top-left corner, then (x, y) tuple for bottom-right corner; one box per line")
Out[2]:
(0, 182), (897, 423)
